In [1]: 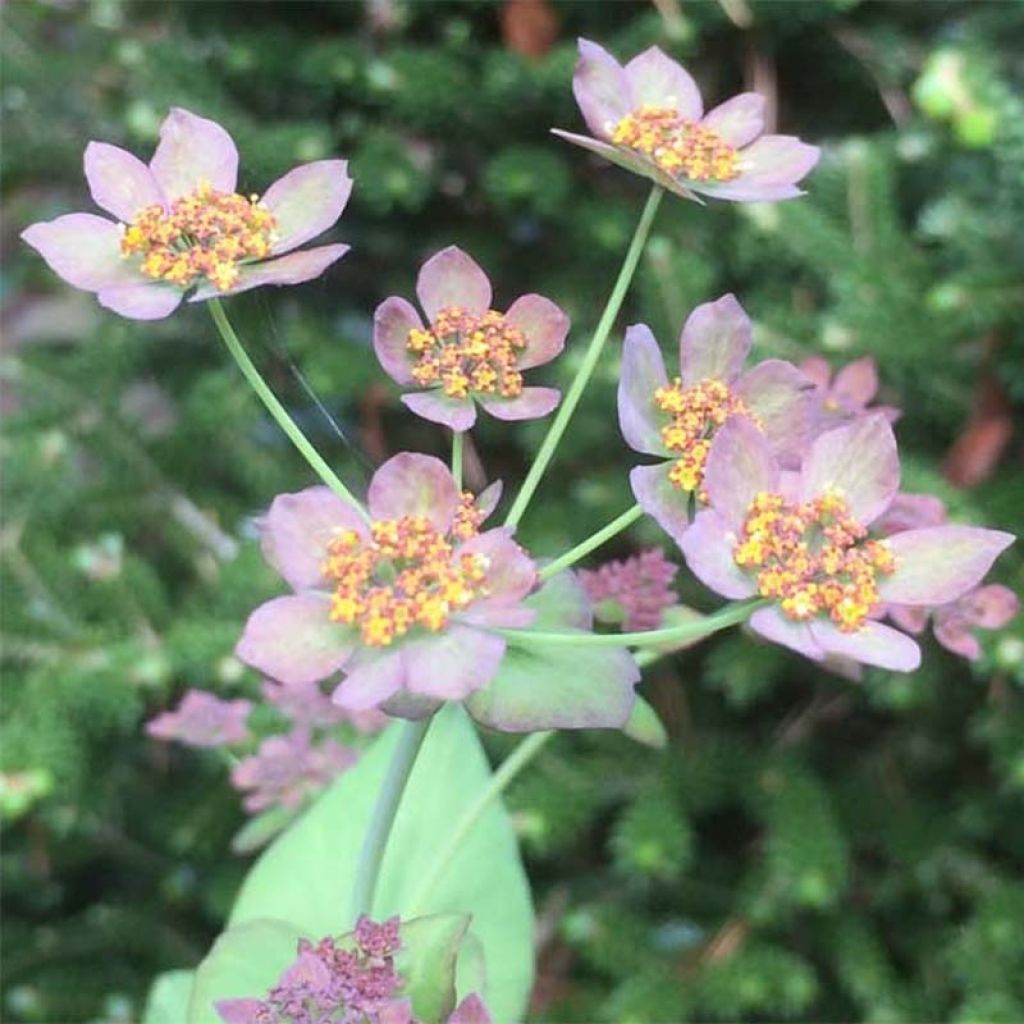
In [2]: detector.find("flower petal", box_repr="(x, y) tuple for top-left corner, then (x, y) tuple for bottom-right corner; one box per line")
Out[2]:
(888, 605), (929, 635)
(799, 355), (832, 390)
(261, 159), (353, 255)
(957, 584), (1020, 629)
(932, 614), (981, 661)
(475, 480), (503, 521)
(623, 46), (702, 120)
(800, 415), (900, 526)
(505, 294), (569, 370)
(479, 387), (560, 421)
(416, 246), (491, 322)
(189, 244), (349, 301)
(98, 281), (183, 320)
(701, 416), (779, 528)
(149, 107), (238, 201)
(572, 38), (632, 138)
(749, 607), (824, 661)
(879, 526), (1015, 605)
(403, 625), (507, 701)
(832, 355), (879, 408)
(459, 602), (537, 629)
(401, 391), (477, 432)
(373, 296), (422, 386)
(873, 492), (947, 535)
(262, 487), (368, 591)
(618, 324), (671, 456)
(680, 509), (757, 599)
(697, 136), (820, 201)
(84, 142), (164, 222)
(734, 358), (815, 466)
(22, 214), (135, 292)
(236, 594), (352, 686)
(449, 994), (492, 1024)
(810, 619), (921, 672)
(630, 462), (691, 546)
(701, 93), (765, 148)
(368, 452), (460, 532)
(679, 293), (752, 386)
(459, 528), (537, 604)
(331, 650), (406, 711)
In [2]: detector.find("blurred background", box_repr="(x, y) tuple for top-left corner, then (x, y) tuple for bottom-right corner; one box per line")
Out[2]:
(2, 1), (1023, 1021)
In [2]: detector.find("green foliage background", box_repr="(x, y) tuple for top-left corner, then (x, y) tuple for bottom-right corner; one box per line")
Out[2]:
(2, 1), (1023, 1021)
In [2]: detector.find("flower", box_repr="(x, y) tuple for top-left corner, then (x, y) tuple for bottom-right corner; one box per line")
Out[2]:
(21, 107), (352, 320)
(145, 690), (252, 747)
(553, 40), (820, 202)
(373, 246), (568, 431)
(579, 548), (679, 630)
(235, 453), (538, 718)
(680, 415), (1014, 670)
(619, 294), (814, 544)
(261, 678), (387, 734)
(800, 355), (901, 432)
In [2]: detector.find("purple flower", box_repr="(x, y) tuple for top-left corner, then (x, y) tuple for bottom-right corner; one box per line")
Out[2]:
(619, 294), (814, 544)
(373, 246), (568, 431)
(800, 355), (901, 433)
(680, 415), (1015, 671)
(579, 549), (679, 630)
(145, 690), (252, 748)
(22, 107), (351, 320)
(235, 453), (538, 719)
(553, 39), (820, 203)
(261, 678), (387, 734)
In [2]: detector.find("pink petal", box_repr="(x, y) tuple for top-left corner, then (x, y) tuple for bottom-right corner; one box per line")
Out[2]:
(932, 616), (981, 661)
(459, 528), (537, 604)
(149, 107), (238, 201)
(810, 619), (921, 672)
(22, 213), (135, 292)
(84, 142), (164, 222)
(332, 650), (406, 711)
(749, 607), (824, 661)
(679, 293), (752, 386)
(957, 584), (1019, 629)
(475, 479), (503, 520)
(697, 136), (820, 202)
(479, 387), (560, 421)
(98, 281), (183, 320)
(235, 594), (352, 686)
(832, 355), (879, 408)
(879, 526), (1015, 606)
(629, 462), (691, 546)
(459, 602), (537, 629)
(734, 358), (815, 466)
(888, 605), (929, 635)
(701, 93), (766, 148)
(416, 246), (491, 322)
(873, 492), (947, 535)
(680, 509), (756, 600)
(449, 995), (493, 1024)
(572, 38), (632, 138)
(800, 415), (900, 527)
(189, 244), (349, 301)
(799, 355), (832, 390)
(618, 324), (671, 456)
(701, 417), (779, 529)
(401, 391), (477, 431)
(373, 296), (422, 386)
(216, 999), (263, 1024)
(403, 625), (507, 700)
(367, 452), (460, 532)
(261, 487), (368, 591)
(261, 159), (353, 255)
(623, 46), (703, 120)
(505, 294), (569, 370)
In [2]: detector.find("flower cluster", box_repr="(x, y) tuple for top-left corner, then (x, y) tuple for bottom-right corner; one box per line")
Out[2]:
(580, 549), (679, 631)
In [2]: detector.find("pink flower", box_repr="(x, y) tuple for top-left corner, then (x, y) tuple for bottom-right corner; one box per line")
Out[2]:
(261, 678), (387, 734)
(579, 549), (679, 630)
(553, 40), (820, 203)
(373, 246), (568, 431)
(619, 294), (814, 543)
(21, 107), (352, 320)
(680, 415), (1014, 671)
(145, 690), (252, 748)
(800, 355), (901, 432)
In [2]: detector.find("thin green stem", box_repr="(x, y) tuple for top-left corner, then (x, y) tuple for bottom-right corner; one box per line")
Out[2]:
(538, 504), (643, 581)
(505, 185), (664, 529)
(451, 430), (464, 491)
(208, 299), (367, 520)
(500, 599), (765, 649)
(408, 728), (554, 914)
(351, 717), (432, 917)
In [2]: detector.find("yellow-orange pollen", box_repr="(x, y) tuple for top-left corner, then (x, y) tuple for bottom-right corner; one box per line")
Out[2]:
(654, 377), (756, 495)
(322, 494), (489, 647)
(611, 105), (740, 182)
(119, 182), (276, 292)
(407, 306), (528, 400)
(733, 491), (897, 633)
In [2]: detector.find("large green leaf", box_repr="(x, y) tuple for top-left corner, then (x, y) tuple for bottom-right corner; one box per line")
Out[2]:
(215, 704), (533, 1021)
(142, 970), (195, 1024)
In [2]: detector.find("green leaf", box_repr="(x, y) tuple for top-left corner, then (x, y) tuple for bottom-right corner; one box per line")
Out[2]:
(142, 970), (195, 1024)
(526, 570), (591, 629)
(218, 704), (533, 1022)
(400, 913), (471, 1023)
(230, 803), (302, 855)
(622, 696), (668, 749)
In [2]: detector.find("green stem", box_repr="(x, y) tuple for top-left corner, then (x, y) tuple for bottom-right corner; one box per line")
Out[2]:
(500, 599), (764, 648)
(504, 185), (664, 529)
(408, 728), (554, 914)
(538, 504), (643, 581)
(351, 717), (432, 918)
(451, 430), (464, 491)
(208, 298), (367, 520)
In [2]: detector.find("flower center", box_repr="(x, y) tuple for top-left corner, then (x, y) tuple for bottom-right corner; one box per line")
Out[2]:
(120, 182), (277, 292)
(322, 494), (489, 647)
(654, 377), (756, 494)
(407, 306), (528, 400)
(611, 106), (740, 182)
(733, 491), (897, 632)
